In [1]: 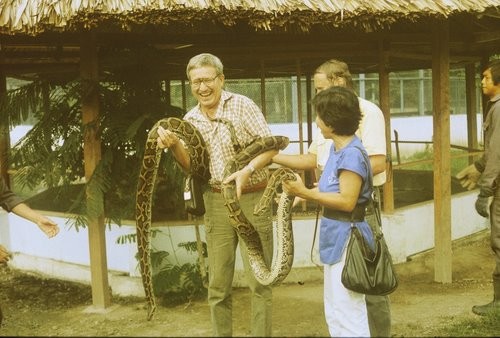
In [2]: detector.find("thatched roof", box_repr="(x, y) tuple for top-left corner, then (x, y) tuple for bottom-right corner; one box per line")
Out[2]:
(0, 1), (499, 80)
(1, 0), (499, 35)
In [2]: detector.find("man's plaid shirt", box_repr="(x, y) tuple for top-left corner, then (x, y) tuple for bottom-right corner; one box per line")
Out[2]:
(184, 90), (272, 187)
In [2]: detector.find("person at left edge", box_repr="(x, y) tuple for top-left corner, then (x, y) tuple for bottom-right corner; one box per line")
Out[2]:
(0, 176), (60, 326)
(0, 177), (60, 263)
(156, 53), (277, 337)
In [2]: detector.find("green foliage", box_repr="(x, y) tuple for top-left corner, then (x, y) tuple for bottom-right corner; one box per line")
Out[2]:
(2, 64), (188, 230)
(433, 312), (500, 336)
(149, 242), (208, 307)
(115, 228), (163, 245)
(121, 233), (208, 306)
(179, 240), (208, 257)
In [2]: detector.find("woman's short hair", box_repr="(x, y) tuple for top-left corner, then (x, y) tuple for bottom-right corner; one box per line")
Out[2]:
(312, 86), (361, 136)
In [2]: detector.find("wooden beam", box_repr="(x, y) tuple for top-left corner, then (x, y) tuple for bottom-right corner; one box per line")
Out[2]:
(80, 30), (111, 309)
(260, 60), (266, 118)
(432, 20), (452, 284)
(379, 41), (394, 214)
(305, 73), (313, 148)
(296, 59), (307, 212)
(296, 59), (304, 155)
(465, 63), (479, 164)
(0, 67), (10, 187)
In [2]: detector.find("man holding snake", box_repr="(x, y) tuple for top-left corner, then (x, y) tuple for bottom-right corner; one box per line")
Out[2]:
(156, 53), (277, 337)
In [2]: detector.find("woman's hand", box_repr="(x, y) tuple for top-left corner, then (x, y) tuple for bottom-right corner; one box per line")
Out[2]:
(282, 173), (305, 196)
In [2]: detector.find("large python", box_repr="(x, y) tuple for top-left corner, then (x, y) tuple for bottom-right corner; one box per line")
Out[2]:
(135, 117), (209, 321)
(221, 136), (296, 286)
(251, 167), (297, 285)
(136, 117), (296, 320)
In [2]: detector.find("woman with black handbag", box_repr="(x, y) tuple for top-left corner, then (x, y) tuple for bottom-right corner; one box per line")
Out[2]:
(283, 86), (375, 337)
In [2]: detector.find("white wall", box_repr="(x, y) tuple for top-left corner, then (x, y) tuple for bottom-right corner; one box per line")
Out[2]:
(1, 190), (488, 296)
(11, 113), (482, 159)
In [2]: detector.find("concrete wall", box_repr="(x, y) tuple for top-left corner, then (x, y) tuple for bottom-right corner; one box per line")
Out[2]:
(0, 190), (488, 297)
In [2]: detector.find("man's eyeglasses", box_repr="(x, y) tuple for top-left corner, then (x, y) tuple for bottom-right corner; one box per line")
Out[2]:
(190, 75), (219, 88)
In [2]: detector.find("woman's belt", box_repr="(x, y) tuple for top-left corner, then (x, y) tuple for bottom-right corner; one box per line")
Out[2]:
(323, 203), (367, 222)
(209, 180), (267, 194)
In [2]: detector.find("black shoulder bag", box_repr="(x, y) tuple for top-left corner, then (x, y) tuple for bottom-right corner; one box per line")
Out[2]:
(341, 147), (398, 295)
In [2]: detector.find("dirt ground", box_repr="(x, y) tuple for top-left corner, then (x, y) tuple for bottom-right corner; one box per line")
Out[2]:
(0, 230), (497, 337)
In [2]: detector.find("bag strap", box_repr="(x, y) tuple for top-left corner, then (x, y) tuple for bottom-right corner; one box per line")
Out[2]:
(352, 145), (373, 224)
(353, 146), (384, 234)
(310, 204), (323, 271)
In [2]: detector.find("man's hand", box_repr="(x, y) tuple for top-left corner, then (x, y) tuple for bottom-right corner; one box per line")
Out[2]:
(475, 196), (490, 218)
(0, 245), (11, 264)
(157, 126), (180, 149)
(456, 164), (481, 190)
(223, 167), (252, 199)
(475, 188), (493, 218)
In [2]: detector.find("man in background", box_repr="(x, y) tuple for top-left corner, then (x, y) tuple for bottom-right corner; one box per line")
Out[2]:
(456, 59), (500, 316)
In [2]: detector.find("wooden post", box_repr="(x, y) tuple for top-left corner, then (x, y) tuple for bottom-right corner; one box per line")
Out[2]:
(0, 68), (10, 187)
(296, 59), (307, 211)
(80, 31), (111, 308)
(432, 20), (452, 283)
(296, 59), (304, 155)
(379, 41), (394, 213)
(260, 60), (267, 118)
(465, 63), (479, 164)
(305, 74), (313, 148)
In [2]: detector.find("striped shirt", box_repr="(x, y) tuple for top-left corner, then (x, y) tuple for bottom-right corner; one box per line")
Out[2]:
(184, 90), (271, 186)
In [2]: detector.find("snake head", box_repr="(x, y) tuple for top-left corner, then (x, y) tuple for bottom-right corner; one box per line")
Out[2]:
(253, 204), (268, 216)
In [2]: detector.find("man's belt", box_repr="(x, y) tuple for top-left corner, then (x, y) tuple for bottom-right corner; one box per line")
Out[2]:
(209, 180), (267, 194)
(323, 203), (367, 222)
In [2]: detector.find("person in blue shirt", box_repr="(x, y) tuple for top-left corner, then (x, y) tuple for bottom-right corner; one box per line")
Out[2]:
(283, 86), (374, 337)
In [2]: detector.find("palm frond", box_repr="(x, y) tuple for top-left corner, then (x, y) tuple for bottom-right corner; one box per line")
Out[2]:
(7, 51), (188, 229)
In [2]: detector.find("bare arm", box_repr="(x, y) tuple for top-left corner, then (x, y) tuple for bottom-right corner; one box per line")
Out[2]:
(283, 170), (362, 212)
(369, 154), (386, 175)
(272, 153), (317, 170)
(224, 149), (278, 198)
(157, 125), (191, 172)
(11, 203), (59, 238)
